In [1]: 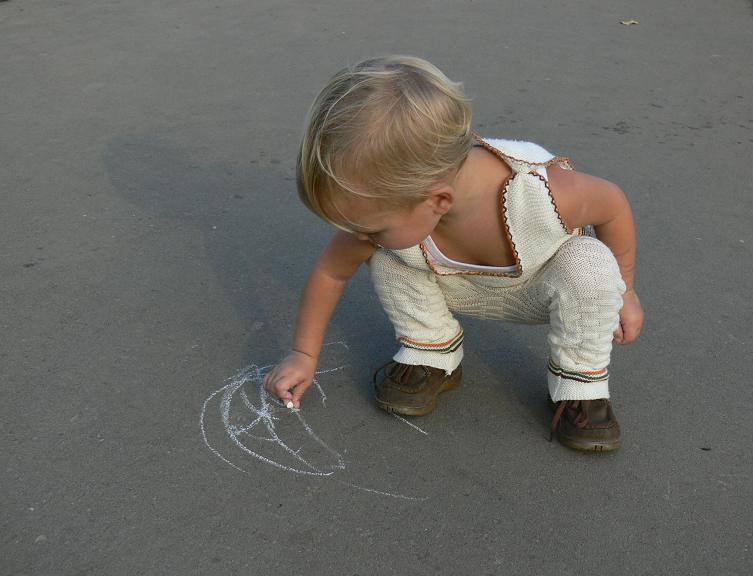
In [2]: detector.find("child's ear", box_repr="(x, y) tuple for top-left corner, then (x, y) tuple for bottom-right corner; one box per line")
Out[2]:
(427, 185), (454, 214)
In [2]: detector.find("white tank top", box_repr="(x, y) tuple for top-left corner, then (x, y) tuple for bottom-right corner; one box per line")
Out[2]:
(422, 162), (548, 275)
(388, 135), (576, 287)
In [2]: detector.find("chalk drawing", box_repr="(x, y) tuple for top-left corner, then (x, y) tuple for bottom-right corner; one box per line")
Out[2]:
(200, 342), (427, 500)
(392, 414), (429, 436)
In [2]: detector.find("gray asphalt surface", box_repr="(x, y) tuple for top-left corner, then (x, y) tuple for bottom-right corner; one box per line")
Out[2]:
(3, 1), (753, 574)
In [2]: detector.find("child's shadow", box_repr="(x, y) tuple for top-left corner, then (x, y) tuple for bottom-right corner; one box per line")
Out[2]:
(103, 135), (386, 384)
(460, 318), (552, 429)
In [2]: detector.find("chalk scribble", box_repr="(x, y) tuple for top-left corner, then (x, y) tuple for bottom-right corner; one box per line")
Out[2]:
(200, 342), (427, 500)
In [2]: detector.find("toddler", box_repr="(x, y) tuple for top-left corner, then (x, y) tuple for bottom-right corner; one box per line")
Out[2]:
(263, 55), (644, 452)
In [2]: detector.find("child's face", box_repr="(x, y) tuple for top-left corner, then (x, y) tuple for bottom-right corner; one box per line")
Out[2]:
(332, 195), (443, 250)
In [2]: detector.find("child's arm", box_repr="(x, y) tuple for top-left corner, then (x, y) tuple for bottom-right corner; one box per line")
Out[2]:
(547, 164), (644, 344)
(263, 231), (377, 408)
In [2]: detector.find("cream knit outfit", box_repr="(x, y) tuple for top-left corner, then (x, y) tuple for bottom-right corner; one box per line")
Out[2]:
(369, 136), (626, 402)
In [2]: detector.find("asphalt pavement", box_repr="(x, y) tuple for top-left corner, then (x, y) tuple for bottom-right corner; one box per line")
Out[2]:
(2, 0), (752, 574)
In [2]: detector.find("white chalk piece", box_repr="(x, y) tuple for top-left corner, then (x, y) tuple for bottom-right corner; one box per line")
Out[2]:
(286, 401), (295, 409)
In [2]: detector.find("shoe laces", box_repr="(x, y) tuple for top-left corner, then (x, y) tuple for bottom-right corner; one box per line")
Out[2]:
(549, 400), (593, 441)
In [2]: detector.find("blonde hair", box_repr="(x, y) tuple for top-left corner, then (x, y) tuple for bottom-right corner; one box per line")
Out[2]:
(297, 55), (473, 227)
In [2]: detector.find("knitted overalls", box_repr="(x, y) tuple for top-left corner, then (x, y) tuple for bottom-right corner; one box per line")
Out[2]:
(368, 136), (626, 402)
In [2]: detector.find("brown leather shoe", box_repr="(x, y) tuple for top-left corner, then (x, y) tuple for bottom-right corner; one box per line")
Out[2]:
(549, 398), (621, 452)
(374, 361), (462, 416)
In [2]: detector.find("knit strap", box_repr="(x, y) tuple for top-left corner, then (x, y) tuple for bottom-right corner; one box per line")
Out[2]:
(472, 133), (573, 173)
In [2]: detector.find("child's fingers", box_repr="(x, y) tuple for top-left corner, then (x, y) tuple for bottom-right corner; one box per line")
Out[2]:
(290, 383), (310, 409)
(261, 363), (313, 408)
(613, 324), (624, 344)
(621, 323), (641, 344)
(274, 378), (296, 402)
(262, 371), (277, 396)
(263, 370), (293, 402)
(277, 373), (313, 405)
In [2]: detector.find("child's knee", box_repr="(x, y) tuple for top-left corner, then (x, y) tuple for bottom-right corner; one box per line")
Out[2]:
(553, 237), (625, 298)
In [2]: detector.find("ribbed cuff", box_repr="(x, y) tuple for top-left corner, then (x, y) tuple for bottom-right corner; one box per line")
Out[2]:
(547, 371), (610, 402)
(393, 345), (464, 375)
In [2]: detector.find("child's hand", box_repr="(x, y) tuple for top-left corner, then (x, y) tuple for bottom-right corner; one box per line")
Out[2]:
(614, 289), (644, 344)
(263, 351), (318, 409)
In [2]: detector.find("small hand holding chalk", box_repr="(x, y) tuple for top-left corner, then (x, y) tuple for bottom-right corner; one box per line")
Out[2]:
(262, 350), (317, 411)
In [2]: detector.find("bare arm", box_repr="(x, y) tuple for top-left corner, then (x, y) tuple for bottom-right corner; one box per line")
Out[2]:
(548, 164), (644, 343)
(263, 231), (376, 407)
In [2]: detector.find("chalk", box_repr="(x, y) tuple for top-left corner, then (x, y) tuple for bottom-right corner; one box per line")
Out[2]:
(200, 343), (428, 500)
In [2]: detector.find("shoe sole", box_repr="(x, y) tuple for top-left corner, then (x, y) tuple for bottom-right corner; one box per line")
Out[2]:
(376, 373), (461, 417)
(557, 434), (621, 453)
